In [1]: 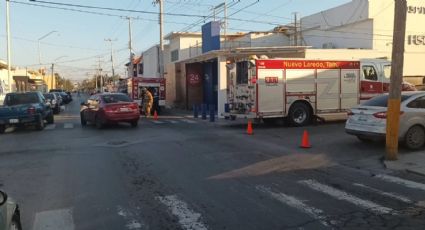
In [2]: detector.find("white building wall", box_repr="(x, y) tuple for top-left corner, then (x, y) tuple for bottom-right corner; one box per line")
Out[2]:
(179, 37), (202, 61)
(304, 49), (389, 60)
(142, 45), (160, 78)
(369, 0), (425, 76)
(301, 0), (372, 49)
(300, 0), (425, 77)
(227, 33), (289, 48)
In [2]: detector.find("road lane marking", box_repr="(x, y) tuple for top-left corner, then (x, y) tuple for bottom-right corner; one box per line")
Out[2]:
(181, 119), (197, 124)
(117, 206), (144, 230)
(375, 174), (425, 191)
(45, 124), (56, 130)
(33, 208), (75, 230)
(299, 179), (394, 215)
(352, 183), (412, 203)
(150, 120), (164, 124)
(165, 120), (179, 124)
(157, 195), (208, 230)
(256, 186), (335, 227)
(64, 123), (74, 129)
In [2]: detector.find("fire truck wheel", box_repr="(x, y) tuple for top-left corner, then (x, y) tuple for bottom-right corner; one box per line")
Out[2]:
(288, 102), (311, 127)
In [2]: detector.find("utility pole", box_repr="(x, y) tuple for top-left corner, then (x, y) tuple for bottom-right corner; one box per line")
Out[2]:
(51, 63), (54, 90)
(223, 0), (227, 49)
(104, 38), (116, 77)
(127, 17), (133, 62)
(6, 0), (12, 93)
(386, 0), (407, 160)
(154, 0), (165, 78)
(293, 12), (298, 46)
(97, 57), (103, 93)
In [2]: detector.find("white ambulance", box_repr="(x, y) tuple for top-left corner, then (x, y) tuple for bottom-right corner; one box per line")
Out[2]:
(226, 58), (415, 126)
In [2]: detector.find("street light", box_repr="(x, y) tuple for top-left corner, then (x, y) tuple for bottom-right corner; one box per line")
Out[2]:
(38, 30), (58, 65)
(51, 55), (67, 90)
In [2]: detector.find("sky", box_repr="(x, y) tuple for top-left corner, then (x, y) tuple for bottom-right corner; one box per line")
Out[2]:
(0, 0), (351, 81)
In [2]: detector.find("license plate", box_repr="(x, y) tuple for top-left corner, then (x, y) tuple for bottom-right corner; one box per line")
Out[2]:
(358, 117), (367, 122)
(9, 119), (19, 124)
(120, 108), (130, 112)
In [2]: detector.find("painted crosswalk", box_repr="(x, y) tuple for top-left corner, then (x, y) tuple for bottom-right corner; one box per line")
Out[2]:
(299, 179), (395, 215)
(33, 208), (75, 230)
(256, 185), (336, 227)
(29, 173), (425, 230)
(157, 195), (208, 230)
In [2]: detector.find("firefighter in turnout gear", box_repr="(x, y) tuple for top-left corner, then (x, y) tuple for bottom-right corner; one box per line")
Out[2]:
(141, 87), (154, 117)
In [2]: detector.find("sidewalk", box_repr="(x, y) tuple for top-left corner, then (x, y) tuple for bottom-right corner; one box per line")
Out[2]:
(384, 152), (425, 176)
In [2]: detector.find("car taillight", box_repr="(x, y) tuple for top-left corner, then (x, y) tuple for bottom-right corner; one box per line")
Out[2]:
(373, 111), (404, 119)
(28, 107), (36, 115)
(129, 103), (139, 110)
(347, 110), (354, 116)
(104, 106), (114, 113)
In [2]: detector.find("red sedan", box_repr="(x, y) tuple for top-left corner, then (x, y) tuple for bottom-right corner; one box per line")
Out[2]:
(80, 93), (140, 128)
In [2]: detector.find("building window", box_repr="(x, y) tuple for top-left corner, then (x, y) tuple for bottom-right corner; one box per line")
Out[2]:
(236, 61), (248, 84)
(171, 49), (179, 62)
(362, 65), (378, 81)
(138, 63), (144, 75)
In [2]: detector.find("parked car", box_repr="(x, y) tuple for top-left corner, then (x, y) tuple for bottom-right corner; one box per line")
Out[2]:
(49, 89), (64, 93)
(66, 91), (73, 102)
(52, 92), (63, 105)
(59, 92), (72, 104)
(80, 93), (140, 129)
(345, 91), (425, 149)
(0, 190), (22, 230)
(43, 93), (60, 114)
(0, 92), (54, 133)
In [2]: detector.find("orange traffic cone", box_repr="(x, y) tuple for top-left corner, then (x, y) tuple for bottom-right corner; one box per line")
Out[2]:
(154, 110), (158, 120)
(300, 130), (311, 148)
(247, 120), (253, 135)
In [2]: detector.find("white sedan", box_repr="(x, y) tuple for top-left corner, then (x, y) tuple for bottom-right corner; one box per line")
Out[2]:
(345, 91), (425, 149)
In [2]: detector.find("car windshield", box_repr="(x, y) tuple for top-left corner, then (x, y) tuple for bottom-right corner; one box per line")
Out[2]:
(101, 94), (131, 103)
(361, 94), (412, 107)
(5, 94), (39, 106)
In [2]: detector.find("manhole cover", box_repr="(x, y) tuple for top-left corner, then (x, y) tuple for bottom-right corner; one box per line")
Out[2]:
(107, 140), (128, 146)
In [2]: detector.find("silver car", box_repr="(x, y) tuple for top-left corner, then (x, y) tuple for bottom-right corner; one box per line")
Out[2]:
(345, 91), (425, 149)
(0, 190), (21, 230)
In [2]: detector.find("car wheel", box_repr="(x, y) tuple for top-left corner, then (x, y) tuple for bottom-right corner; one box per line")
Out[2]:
(288, 102), (311, 127)
(95, 117), (103, 129)
(80, 113), (87, 126)
(404, 125), (425, 150)
(35, 116), (45, 131)
(46, 112), (54, 124)
(130, 120), (138, 128)
(0, 125), (5, 134)
(9, 212), (22, 230)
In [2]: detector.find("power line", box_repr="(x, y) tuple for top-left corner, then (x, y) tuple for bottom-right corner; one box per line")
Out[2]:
(22, 0), (207, 18)
(227, 0), (259, 18)
(16, 0), (284, 28)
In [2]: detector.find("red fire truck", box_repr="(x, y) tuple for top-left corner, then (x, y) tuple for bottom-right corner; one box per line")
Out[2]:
(226, 58), (415, 126)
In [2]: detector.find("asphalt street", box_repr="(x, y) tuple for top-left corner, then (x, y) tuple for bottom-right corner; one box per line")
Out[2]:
(1, 94), (425, 230)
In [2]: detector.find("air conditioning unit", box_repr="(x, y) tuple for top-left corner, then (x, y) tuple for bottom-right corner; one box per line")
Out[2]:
(322, 42), (336, 49)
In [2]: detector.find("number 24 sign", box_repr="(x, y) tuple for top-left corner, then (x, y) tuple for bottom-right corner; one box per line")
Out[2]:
(265, 77), (279, 84)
